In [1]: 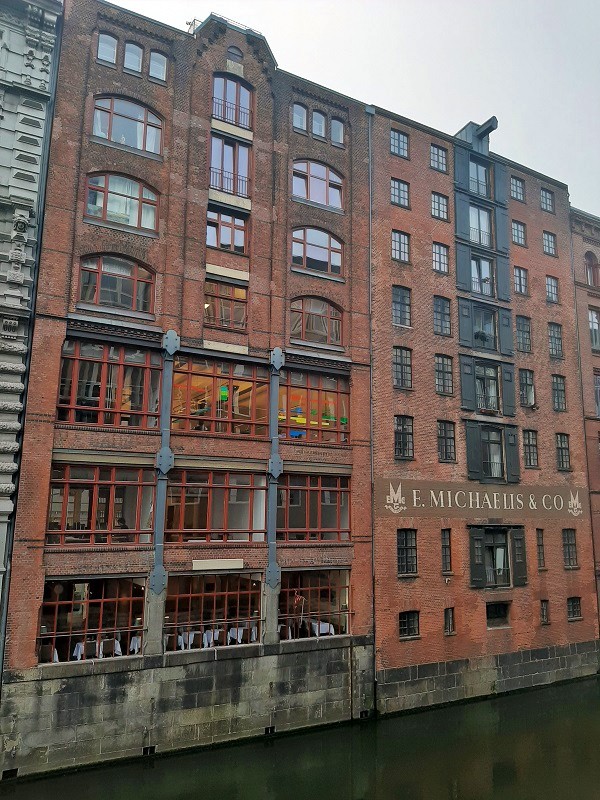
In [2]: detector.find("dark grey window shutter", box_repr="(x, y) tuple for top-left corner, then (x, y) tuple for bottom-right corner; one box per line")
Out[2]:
(454, 146), (470, 191)
(456, 242), (471, 291)
(494, 161), (508, 205)
(458, 298), (473, 347)
(469, 526), (486, 587)
(510, 527), (528, 586)
(460, 355), (476, 411)
(499, 308), (513, 356)
(455, 193), (471, 241)
(502, 364), (516, 417)
(495, 206), (509, 254)
(496, 255), (510, 301)
(504, 426), (520, 483)
(465, 420), (482, 480)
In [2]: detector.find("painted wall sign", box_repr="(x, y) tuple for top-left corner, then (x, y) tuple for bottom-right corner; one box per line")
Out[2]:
(376, 479), (588, 521)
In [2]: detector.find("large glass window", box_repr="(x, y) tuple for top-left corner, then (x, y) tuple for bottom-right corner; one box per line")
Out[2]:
(57, 340), (161, 428)
(85, 174), (158, 231)
(204, 280), (247, 331)
(510, 176), (525, 201)
(437, 420), (456, 462)
(523, 430), (538, 468)
(292, 161), (343, 209)
(481, 427), (504, 479)
(397, 529), (417, 575)
(562, 529), (578, 567)
(171, 356), (268, 436)
(79, 255), (153, 313)
(312, 111), (326, 137)
(552, 374), (566, 411)
(46, 465), (154, 546)
(212, 75), (252, 129)
(278, 571), (350, 639)
(290, 297), (342, 346)
(514, 266), (528, 294)
(543, 231), (557, 256)
(331, 119), (344, 145)
(433, 242), (449, 273)
(469, 160), (489, 196)
(484, 530), (510, 587)
(471, 256), (493, 296)
(473, 306), (497, 350)
(276, 475), (350, 542)
(206, 209), (246, 253)
(586, 252), (600, 287)
(391, 178), (409, 208)
(476, 363), (499, 412)
(470, 206), (491, 246)
(278, 369), (349, 443)
(431, 192), (449, 220)
(165, 470), (266, 544)
(92, 97), (162, 154)
(292, 228), (342, 275)
(38, 578), (145, 664)
(210, 135), (250, 197)
(512, 220), (526, 246)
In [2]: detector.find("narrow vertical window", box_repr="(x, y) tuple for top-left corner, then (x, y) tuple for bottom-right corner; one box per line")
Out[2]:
(562, 529), (577, 567)
(441, 529), (452, 573)
(293, 103), (307, 131)
(444, 607), (455, 635)
(536, 529), (545, 569)
(392, 230), (410, 262)
(397, 529), (417, 575)
(394, 415), (414, 459)
(149, 51), (167, 80)
(392, 347), (412, 389)
(98, 33), (117, 64)
(124, 42), (143, 72)
(433, 242), (449, 273)
(392, 286), (411, 327)
(391, 130), (409, 158)
(331, 119), (344, 145)
(437, 421), (456, 462)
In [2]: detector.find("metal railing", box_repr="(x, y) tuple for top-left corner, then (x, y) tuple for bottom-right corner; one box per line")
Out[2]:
(476, 392), (499, 412)
(485, 567), (510, 587)
(483, 460), (503, 479)
(212, 97), (252, 130)
(210, 168), (249, 198)
(470, 177), (489, 196)
(470, 227), (491, 247)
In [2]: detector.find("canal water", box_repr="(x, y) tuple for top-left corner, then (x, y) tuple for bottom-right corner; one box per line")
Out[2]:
(3, 677), (600, 800)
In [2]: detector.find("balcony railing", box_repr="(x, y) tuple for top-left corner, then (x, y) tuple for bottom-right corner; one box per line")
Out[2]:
(485, 566), (510, 587)
(470, 227), (491, 247)
(472, 277), (493, 296)
(476, 392), (499, 412)
(210, 168), (249, 198)
(482, 460), (504, 479)
(212, 97), (252, 130)
(470, 177), (489, 196)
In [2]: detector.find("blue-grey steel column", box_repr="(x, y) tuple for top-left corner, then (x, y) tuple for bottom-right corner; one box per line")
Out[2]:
(264, 347), (284, 644)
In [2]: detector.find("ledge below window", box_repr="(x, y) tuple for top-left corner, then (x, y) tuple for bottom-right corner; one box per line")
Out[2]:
(75, 303), (155, 323)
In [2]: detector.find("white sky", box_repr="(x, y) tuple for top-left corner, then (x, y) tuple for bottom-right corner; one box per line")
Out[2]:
(114, 0), (600, 216)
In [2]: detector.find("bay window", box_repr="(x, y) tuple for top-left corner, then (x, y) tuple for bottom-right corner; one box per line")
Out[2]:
(278, 369), (349, 443)
(276, 475), (350, 542)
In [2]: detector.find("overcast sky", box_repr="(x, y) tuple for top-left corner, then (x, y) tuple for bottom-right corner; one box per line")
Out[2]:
(114, 0), (600, 216)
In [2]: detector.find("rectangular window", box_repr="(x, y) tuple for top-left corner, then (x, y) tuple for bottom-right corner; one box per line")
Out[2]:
(278, 370), (349, 443)
(543, 231), (557, 256)
(210, 135), (250, 197)
(567, 596), (582, 620)
(519, 369), (535, 407)
(397, 529), (418, 575)
(444, 607), (455, 635)
(516, 316), (532, 353)
(431, 192), (449, 220)
(441, 529), (452, 573)
(277, 475), (350, 542)
(437, 420), (456, 462)
(393, 347), (412, 389)
(473, 306), (497, 350)
(546, 276), (559, 303)
(435, 354), (453, 395)
(391, 178), (409, 207)
(595, 372), (600, 417)
(394, 415), (414, 459)
(392, 285), (411, 327)
(392, 230), (410, 262)
(552, 374), (566, 411)
(536, 529), (545, 569)
(471, 256), (494, 296)
(541, 188), (555, 212)
(38, 578), (145, 664)
(476, 362), (500, 412)
(433, 296), (451, 336)
(469, 159), (489, 196)
(433, 242), (449, 274)
(57, 340), (161, 429)
(46, 465), (155, 546)
(540, 600), (550, 625)
(204, 281), (247, 331)
(523, 430), (539, 468)
(470, 206), (492, 247)
(556, 433), (571, 471)
(399, 610), (419, 638)
(430, 145), (447, 172)
(486, 602), (510, 628)
(514, 266), (529, 294)
(171, 355), (268, 436)
(482, 427), (504, 479)
(548, 323), (563, 358)
(562, 528), (578, 567)
(512, 220), (526, 246)
(510, 176), (525, 201)
(483, 529), (511, 587)
(279, 570), (350, 638)
(391, 129), (409, 158)
(165, 470), (267, 544)
(97, 33), (117, 64)
(206, 209), (247, 253)
(589, 309), (600, 349)
(164, 573), (261, 650)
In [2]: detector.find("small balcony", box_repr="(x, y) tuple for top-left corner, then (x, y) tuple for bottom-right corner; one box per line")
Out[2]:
(477, 392), (499, 414)
(470, 227), (491, 247)
(486, 566), (510, 588)
(212, 97), (252, 130)
(470, 177), (489, 197)
(210, 168), (250, 198)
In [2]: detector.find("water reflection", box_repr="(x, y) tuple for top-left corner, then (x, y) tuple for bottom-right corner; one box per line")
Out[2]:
(3, 678), (600, 800)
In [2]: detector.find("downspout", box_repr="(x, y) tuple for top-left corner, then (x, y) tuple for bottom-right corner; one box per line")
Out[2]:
(0, 7), (63, 691)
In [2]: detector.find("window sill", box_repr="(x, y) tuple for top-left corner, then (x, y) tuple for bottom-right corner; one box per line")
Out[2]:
(123, 67), (142, 78)
(512, 242), (528, 249)
(83, 218), (159, 238)
(538, 567), (548, 572)
(292, 126), (309, 136)
(96, 59), (117, 70)
(289, 338), (345, 354)
(391, 259), (411, 266)
(511, 196), (526, 204)
(524, 466), (541, 470)
(395, 457), (415, 462)
(394, 386), (414, 392)
(431, 216), (451, 223)
(148, 76), (167, 87)
(204, 324), (248, 335)
(486, 624), (511, 631)
(290, 266), (345, 284)
(549, 355), (565, 361)
(75, 303), (156, 322)
(391, 202), (411, 210)
(90, 136), (163, 162)
(430, 166), (448, 175)
(434, 332), (452, 338)
(391, 153), (410, 161)
(436, 392), (454, 398)
(543, 252), (559, 258)
(206, 245), (248, 258)
(397, 573), (419, 580)
(444, 631), (457, 637)
(564, 565), (580, 571)
(291, 197), (344, 215)
(399, 635), (420, 641)
(558, 468), (573, 473)
(442, 571), (454, 577)
(568, 617), (583, 622)
(514, 291), (530, 298)
(433, 270), (450, 276)
(439, 459), (457, 464)
(331, 141), (346, 150)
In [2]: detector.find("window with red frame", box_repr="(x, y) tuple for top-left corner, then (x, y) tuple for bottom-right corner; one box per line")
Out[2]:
(171, 356), (268, 436)
(210, 135), (250, 198)
(46, 465), (155, 546)
(164, 573), (261, 650)
(85, 174), (158, 232)
(165, 470), (266, 544)
(292, 228), (342, 276)
(276, 475), (350, 542)
(206, 209), (247, 253)
(290, 297), (342, 346)
(38, 578), (145, 664)
(92, 97), (162, 155)
(278, 369), (349, 442)
(57, 340), (161, 428)
(278, 570), (350, 640)
(79, 255), (154, 313)
(212, 75), (252, 130)
(292, 161), (342, 209)
(204, 280), (247, 331)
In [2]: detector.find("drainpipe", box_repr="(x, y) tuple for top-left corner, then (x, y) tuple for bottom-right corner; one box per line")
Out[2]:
(145, 329), (179, 654)
(263, 347), (284, 644)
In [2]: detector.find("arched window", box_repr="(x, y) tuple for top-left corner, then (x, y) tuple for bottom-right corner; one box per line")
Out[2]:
(149, 51), (167, 81)
(586, 251), (600, 287)
(212, 75), (252, 129)
(93, 98), (162, 154)
(312, 111), (326, 138)
(292, 161), (342, 209)
(124, 42), (143, 72)
(85, 174), (158, 232)
(290, 297), (342, 345)
(331, 118), (344, 145)
(97, 33), (117, 64)
(227, 45), (243, 63)
(292, 228), (342, 275)
(79, 255), (154, 313)
(293, 103), (307, 131)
